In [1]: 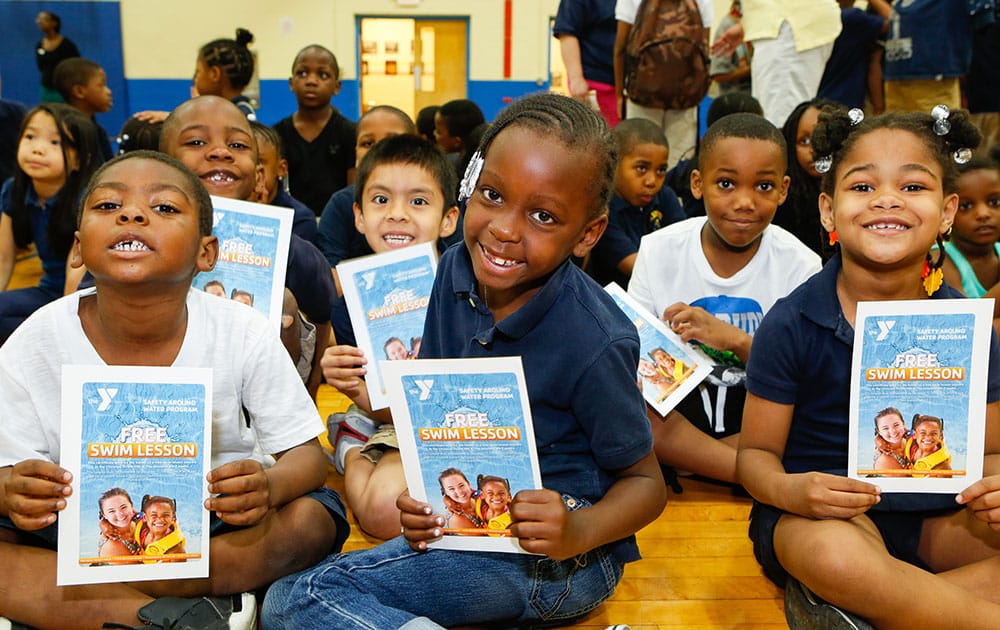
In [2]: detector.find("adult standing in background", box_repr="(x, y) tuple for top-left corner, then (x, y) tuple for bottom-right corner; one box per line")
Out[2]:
(34, 11), (79, 103)
(712, 0), (841, 128)
(614, 0), (714, 170)
(554, 0), (620, 127)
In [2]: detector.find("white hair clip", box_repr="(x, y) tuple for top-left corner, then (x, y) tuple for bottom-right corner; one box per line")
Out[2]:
(848, 108), (864, 126)
(954, 147), (973, 164)
(458, 150), (484, 203)
(931, 104), (951, 136)
(814, 155), (832, 174)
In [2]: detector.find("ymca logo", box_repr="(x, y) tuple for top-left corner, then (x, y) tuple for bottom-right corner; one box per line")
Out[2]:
(361, 271), (377, 290)
(875, 320), (896, 341)
(96, 387), (119, 412)
(415, 379), (434, 401)
(213, 212), (224, 227)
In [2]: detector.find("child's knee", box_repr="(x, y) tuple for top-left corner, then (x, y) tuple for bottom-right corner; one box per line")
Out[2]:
(274, 497), (342, 561)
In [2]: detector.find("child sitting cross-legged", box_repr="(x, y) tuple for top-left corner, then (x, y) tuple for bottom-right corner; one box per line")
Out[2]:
(263, 92), (666, 630)
(0, 150), (349, 630)
(322, 133), (459, 540)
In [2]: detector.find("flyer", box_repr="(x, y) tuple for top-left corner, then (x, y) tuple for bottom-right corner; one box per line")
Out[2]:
(847, 299), (994, 493)
(338, 242), (437, 410)
(195, 196), (292, 332)
(383, 357), (542, 553)
(605, 283), (713, 416)
(57, 366), (212, 585)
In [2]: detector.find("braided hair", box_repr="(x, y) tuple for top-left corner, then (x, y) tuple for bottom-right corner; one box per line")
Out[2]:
(198, 28), (255, 90)
(469, 92), (616, 218)
(812, 107), (983, 197)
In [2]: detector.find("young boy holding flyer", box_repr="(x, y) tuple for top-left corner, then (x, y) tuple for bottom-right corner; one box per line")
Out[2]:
(0, 151), (348, 629)
(323, 133), (459, 539)
(263, 93), (665, 629)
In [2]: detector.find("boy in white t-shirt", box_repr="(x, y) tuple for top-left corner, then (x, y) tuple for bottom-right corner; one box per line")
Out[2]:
(0, 151), (348, 629)
(628, 113), (820, 484)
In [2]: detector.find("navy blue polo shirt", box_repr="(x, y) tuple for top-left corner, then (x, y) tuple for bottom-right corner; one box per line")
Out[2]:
(421, 244), (654, 563)
(552, 0), (618, 86)
(1, 178), (65, 292)
(272, 188), (319, 245)
(588, 186), (685, 288)
(317, 184), (374, 268)
(286, 234), (336, 324)
(747, 254), (1000, 512)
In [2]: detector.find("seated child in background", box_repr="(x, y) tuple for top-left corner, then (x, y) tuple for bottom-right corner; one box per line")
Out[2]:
(195, 28), (258, 120)
(587, 117), (684, 288)
(434, 98), (486, 173)
(135, 495), (187, 561)
(317, 105), (416, 273)
(160, 95), (336, 396)
(273, 44), (355, 216)
(738, 107), (1000, 629)
(873, 406), (912, 470)
(628, 113), (821, 485)
(322, 134), (458, 540)
(905, 414), (952, 473)
(52, 57), (114, 161)
(0, 150), (349, 629)
(249, 121), (319, 243)
(263, 92), (665, 630)
(941, 152), (1000, 333)
(416, 105), (440, 143)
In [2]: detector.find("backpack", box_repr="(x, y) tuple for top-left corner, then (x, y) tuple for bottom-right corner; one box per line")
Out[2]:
(624, 0), (711, 111)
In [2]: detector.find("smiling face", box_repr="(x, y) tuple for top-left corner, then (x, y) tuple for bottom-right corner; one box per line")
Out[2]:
(795, 107), (821, 179)
(72, 157), (218, 287)
(876, 412), (907, 444)
(162, 97), (257, 200)
(440, 473), (473, 506)
(954, 168), (1000, 250)
(463, 125), (607, 320)
(355, 110), (413, 167)
(289, 48), (340, 110)
(100, 494), (136, 529)
(913, 418), (943, 452)
(354, 162), (457, 254)
(691, 137), (789, 253)
(615, 142), (669, 208)
(144, 500), (176, 537)
(480, 480), (511, 515)
(384, 337), (410, 360)
(818, 129), (957, 273)
(17, 110), (71, 191)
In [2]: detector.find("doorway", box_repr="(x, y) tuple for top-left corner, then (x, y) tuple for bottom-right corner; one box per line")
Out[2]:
(358, 17), (468, 120)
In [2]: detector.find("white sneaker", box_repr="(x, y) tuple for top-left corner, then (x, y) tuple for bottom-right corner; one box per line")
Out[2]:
(230, 591), (257, 630)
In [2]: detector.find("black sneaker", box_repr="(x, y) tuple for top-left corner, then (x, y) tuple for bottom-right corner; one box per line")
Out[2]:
(784, 577), (875, 630)
(103, 592), (256, 630)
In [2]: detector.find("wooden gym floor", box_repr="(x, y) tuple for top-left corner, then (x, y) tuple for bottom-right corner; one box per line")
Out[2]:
(11, 251), (787, 629)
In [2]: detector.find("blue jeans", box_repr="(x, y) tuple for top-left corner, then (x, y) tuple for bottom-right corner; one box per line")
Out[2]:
(262, 536), (623, 629)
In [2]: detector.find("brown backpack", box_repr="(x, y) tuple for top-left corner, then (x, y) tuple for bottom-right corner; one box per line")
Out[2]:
(624, 0), (711, 110)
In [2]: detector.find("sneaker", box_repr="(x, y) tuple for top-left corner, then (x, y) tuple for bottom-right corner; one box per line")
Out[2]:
(0, 617), (33, 630)
(104, 592), (257, 630)
(784, 577), (874, 630)
(327, 407), (378, 475)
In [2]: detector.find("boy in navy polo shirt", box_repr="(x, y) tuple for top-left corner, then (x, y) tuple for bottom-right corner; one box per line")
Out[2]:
(263, 93), (666, 629)
(588, 117), (685, 288)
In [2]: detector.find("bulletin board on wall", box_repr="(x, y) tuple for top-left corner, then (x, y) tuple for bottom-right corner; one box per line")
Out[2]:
(1, 1), (128, 138)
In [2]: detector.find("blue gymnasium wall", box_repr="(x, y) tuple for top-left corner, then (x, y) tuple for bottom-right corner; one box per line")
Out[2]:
(1, 1), (129, 140)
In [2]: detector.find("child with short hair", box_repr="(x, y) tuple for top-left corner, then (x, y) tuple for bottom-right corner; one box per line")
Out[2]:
(322, 133), (458, 539)
(588, 117), (685, 288)
(263, 92), (666, 629)
(273, 44), (355, 216)
(249, 120), (319, 243)
(434, 98), (485, 170)
(0, 103), (103, 343)
(52, 57), (114, 161)
(739, 107), (1000, 629)
(317, 105), (416, 271)
(0, 150), (349, 629)
(160, 95), (337, 396)
(628, 113), (821, 485)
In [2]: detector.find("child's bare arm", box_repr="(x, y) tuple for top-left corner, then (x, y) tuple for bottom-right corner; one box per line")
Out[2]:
(204, 438), (327, 526)
(0, 461), (72, 530)
(957, 401), (1000, 528)
(663, 302), (752, 362)
(510, 452), (665, 561)
(738, 393), (880, 519)
(321, 344), (373, 412)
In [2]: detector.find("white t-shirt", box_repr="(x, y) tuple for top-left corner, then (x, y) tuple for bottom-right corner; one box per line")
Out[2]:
(627, 217), (821, 332)
(0, 288), (323, 469)
(616, 0), (713, 28)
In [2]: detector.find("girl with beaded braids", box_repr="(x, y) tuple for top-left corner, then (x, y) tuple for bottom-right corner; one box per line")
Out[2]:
(738, 105), (1000, 629)
(263, 92), (665, 629)
(194, 29), (257, 119)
